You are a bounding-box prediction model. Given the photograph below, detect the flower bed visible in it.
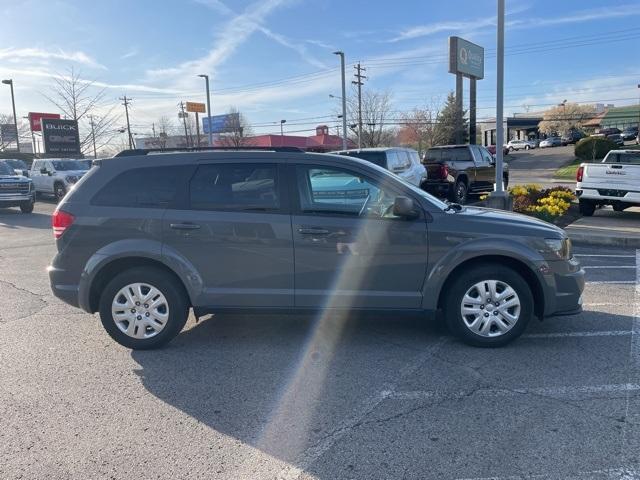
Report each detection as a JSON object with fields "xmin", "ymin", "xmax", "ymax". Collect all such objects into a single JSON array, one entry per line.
[{"xmin": 509, "ymin": 184, "xmax": 578, "ymax": 226}]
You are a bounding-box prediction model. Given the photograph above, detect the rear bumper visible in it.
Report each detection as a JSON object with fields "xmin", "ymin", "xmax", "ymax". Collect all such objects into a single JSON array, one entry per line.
[
  {"xmin": 422, "ymin": 181, "xmax": 452, "ymax": 196},
  {"xmin": 48, "ymin": 264, "xmax": 80, "ymax": 308},
  {"xmin": 576, "ymin": 187, "xmax": 640, "ymax": 204}
]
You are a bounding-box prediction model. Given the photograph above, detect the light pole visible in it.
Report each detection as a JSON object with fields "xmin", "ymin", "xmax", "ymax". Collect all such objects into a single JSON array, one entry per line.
[
  {"xmin": 280, "ymin": 119, "xmax": 286, "ymax": 145},
  {"xmin": 2, "ymin": 79, "xmax": 20, "ymax": 152},
  {"xmin": 198, "ymin": 74, "xmax": 213, "ymax": 146},
  {"xmin": 333, "ymin": 51, "xmax": 348, "ymax": 150},
  {"xmin": 558, "ymin": 99, "xmax": 567, "ymax": 131}
]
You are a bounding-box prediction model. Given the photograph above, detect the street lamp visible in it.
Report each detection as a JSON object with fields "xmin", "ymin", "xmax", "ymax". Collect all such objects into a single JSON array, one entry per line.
[
  {"xmin": 2, "ymin": 79, "xmax": 20, "ymax": 152},
  {"xmin": 280, "ymin": 120, "xmax": 286, "ymax": 144},
  {"xmin": 329, "ymin": 94, "xmax": 342, "ymax": 100},
  {"xmin": 333, "ymin": 51, "xmax": 348, "ymax": 150},
  {"xmin": 198, "ymin": 74, "xmax": 213, "ymax": 146}
]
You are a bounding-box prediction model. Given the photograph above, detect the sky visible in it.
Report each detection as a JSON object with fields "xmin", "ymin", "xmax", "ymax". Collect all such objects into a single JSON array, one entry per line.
[{"xmin": 0, "ymin": 0, "xmax": 639, "ymax": 141}]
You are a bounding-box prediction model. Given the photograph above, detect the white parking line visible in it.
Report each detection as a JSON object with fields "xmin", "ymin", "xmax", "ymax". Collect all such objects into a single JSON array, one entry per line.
[
  {"xmin": 386, "ymin": 383, "xmax": 640, "ymax": 402},
  {"xmin": 524, "ymin": 331, "xmax": 630, "ymax": 339},
  {"xmin": 583, "ymin": 266, "xmax": 635, "ymax": 269},
  {"xmin": 587, "ymin": 281, "xmax": 635, "ymax": 285},
  {"xmin": 575, "ymin": 254, "xmax": 636, "ymax": 258}
]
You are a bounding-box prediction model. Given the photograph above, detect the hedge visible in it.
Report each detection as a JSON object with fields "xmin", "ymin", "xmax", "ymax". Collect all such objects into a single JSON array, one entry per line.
[{"xmin": 574, "ymin": 136, "xmax": 617, "ymax": 161}]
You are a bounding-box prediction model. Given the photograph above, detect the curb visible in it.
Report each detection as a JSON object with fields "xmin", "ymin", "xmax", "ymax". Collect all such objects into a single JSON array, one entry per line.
[{"xmin": 566, "ymin": 229, "xmax": 640, "ymax": 248}]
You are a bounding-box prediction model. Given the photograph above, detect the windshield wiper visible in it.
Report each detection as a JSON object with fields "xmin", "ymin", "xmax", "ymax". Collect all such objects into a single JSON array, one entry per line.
[{"xmin": 444, "ymin": 202, "xmax": 463, "ymax": 213}]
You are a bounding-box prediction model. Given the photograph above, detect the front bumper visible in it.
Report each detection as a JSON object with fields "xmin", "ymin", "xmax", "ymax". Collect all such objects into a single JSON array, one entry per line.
[
  {"xmin": 0, "ymin": 192, "xmax": 35, "ymax": 206},
  {"xmin": 543, "ymin": 256, "xmax": 585, "ymax": 317}
]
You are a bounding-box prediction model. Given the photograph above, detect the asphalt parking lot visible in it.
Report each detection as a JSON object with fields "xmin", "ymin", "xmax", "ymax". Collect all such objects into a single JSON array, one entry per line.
[{"xmin": 1, "ymin": 202, "xmax": 639, "ymax": 480}]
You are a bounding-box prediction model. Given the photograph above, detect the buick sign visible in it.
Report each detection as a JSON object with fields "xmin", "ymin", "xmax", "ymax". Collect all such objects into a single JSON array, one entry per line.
[{"xmin": 42, "ymin": 118, "xmax": 81, "ymax": 155}]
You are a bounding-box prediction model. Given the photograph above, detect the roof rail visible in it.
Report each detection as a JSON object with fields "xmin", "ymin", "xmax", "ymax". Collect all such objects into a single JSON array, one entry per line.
[{"xmin": 113, "ymin": 146, "xmax": 304, "ymax": 157}]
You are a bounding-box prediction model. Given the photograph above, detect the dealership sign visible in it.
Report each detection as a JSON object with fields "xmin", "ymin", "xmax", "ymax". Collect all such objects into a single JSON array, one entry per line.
[
  {"xmin": 449, "ymin": 36, "xmax": 484, "ymax": 79},
  {"xmin": 28, "ymin": 112, "xmax": 61, "ymax": 132},
  {"xmin": 202, "ymin": 113, "xmax": 239, "ymax": 134},
  {"xmin": 186, "ymin": 102, "xmax": 206, "ymax": 113},
  {"xmin": 0, "ymin": 123, "xmax": 17, "ymax": 142},
  {"xmin": 42, "ymin": 118, "xmax": 80, "ymax": 155}
]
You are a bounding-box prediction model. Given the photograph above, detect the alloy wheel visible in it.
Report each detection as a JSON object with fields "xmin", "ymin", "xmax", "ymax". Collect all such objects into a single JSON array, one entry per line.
[
  {"xmin": 111, "ymin": 283, "xmax": 169, "ymax": 339},
  {"xmin": 460, "ymin": 279, "xmax": 521, "ymax": 337}
]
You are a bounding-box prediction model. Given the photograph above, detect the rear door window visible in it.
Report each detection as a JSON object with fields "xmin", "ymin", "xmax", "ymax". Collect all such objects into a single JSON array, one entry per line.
[
  {"xmin": 92, "ymin": 166, "xmax": 185, "ymax": 208},
  {"xmin": 425, "ymin": 149, "xmax": 441, "ymax": 162},
  {"xmin": 189, "ymin": 163, "xmax": 280, "ymax": 211}
]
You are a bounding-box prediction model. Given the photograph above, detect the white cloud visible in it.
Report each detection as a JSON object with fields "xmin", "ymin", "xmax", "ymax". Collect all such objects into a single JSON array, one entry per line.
[
  {"xmin": 120, "ymin": 48, "xmax": 139, "ymax": 60},
  {"xmin": 0, "ymin": 47, "xmax": 105, "ymax": 69}
]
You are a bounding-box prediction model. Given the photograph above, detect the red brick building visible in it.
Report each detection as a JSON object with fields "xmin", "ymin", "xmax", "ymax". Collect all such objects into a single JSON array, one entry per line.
[{"xmin": 218, "ymin": 125, "xmax": 355, "ymax": 152}]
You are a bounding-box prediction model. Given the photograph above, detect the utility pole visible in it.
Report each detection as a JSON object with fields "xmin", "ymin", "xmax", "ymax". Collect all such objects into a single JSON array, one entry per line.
[
  {"xmin": 334, "ymin": 51, "xmax": 348, "ymax": 150},
  {"xmin": 352, "ymin": 63, "xmax": 366, "ymax": 149},
  {"xmin": 120, "ymin": 96, "xmax": 133, "ymax": 149},
  {"xmin": 152, "ymin": 122, "xmax": 156, "ymax": 138},
  {"xmin": 89, "ymin": 115, "xmax": 97, "ymax": 158},
  {"xmin": 2, "ymin": 79, "xmax": 20, "ymax": 152},
  {"xmin": 179, "ymin": 102, "xmax": 189, "ymax": 147}
]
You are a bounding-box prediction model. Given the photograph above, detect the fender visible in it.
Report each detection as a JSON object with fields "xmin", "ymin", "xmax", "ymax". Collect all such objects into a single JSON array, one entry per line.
[
  {"xmin": 422, "ymin": 236, "xmax": 552, "ymax": 312},
  {"xmin": 78, "ymin": 239, "xmax": 204, "ymax": 312}
]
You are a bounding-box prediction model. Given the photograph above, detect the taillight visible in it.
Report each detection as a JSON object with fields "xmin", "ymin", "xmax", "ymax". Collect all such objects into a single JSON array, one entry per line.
[
  {"xmin": 52, "ymin": 209, "xmax": 75, "ymax": 239},
  {"xmin": 576, "ymin": 166, "xmax": 584, "ymax": 182},
  {"xmin": 439, "ymin": 164, "xmax": 449, "ymax": 180}
]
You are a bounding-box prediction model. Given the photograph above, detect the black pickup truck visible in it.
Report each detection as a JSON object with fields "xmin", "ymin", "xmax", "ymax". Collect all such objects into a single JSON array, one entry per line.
[{"xmin": 421, "ymin": 144, "xmax": 509, "ymax": 204}]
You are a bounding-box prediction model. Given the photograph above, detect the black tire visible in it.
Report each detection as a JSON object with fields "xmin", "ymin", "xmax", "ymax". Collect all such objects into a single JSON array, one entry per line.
[
  {"xmin": 508, "ymin": 146, "xmax": 514, "ymax": 152},
  {"xmin": 54, "ymin": 182, "xmax": 67, "ymax": 202},
  {"xmin": 579, "ymin": 199, "xmax": 595, "ymax": 216},
  {"xmin": 503, "ymin": 175, "xmax": 509, "ymax": 190},
  {"xmin": 613, "ymin": 203, "xmax": 627, "ymax": 212},
  {"xmin": 443, "ymin": 265, "xmax": 533, "ymax": 347},
  {"xmin": 98, "ymin": 267, "xmax": 189, "ymax": 350},
  {"xmin": 449, "ymin": 179, "xmax": 468, "ymax": 204},
  {"xmin": 20, "ymin": 199, "xmax": 34, "ymax": 213}
]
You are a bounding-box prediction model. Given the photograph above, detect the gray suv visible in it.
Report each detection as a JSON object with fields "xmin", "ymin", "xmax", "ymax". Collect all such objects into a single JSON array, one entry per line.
[{"xmin": 49, "ymin": 148, "xmax": 584, "ymax": 350}]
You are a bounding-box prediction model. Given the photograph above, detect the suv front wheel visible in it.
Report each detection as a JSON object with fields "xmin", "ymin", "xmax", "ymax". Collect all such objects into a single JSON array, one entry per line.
[
  {"xmin": 443, "ymin": 265, "xmax": 533, "ymax": 347},
  {"xmin": 98, "ymin": 267, "xmax": 189, "ymax": 350}
]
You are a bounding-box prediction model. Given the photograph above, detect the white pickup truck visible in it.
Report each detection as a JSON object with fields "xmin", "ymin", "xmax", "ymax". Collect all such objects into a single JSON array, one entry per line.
[{"xmin": 576, "ymin": 149, "xmax": 640, "ymax": 216}]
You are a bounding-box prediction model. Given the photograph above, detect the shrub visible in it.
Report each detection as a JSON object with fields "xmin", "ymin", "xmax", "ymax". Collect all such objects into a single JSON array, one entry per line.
[{"xmin": 575, "ymin": 136, "xmax": 617, "ymax": 161}]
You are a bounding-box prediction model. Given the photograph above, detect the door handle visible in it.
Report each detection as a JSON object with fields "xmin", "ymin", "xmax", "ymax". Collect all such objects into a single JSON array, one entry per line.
[
  {"xmin": 298, "ymin": 227, "xmax": 330, "ymax": 235},
  {"xmin": 170, "ymin": 223, "xmax": 201, "ymax": 230}
]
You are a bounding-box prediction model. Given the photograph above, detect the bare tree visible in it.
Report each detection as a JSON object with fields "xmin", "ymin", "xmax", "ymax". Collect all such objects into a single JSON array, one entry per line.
[
  {"xmin": 217, "ymin": 107, "xmax": 254, "ymax": 147},
  {"xmin": 347, "ymin": 89, "xmax": 395, "ymax": 148},
  {"xmin": 43, "ymin": 67, "xmax": 121, "ymax": 155},
  {"xmin": 539, "ymin": 103, "xmax": 595, "ymax": 136},
  {"xmin": 154, "ymin": 116, "xmax": 175, "ymax": 149},
  {"xmin": 397, "ymin": 100, "xmax": 441, "ymax": 156},
  {"xmin": 0, "ymin": 114, "xmax": 31, "ymax": 151}
]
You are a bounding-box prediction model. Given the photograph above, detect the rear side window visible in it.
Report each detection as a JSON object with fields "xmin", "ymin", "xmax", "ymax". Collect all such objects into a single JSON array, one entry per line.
[
  {"xmin": 189, "ymin": 163, "xmax": 279, "ymax": 211},
  {"xmin": 425, "ymin": 149, "xmax": 441, "ymax": 162},
  {"xmin": 92, "ymin": 166, "xmax": 183, "ymax": 208},
  {"xmin": 340, "ymin": 151, "xmax": 387, "ymax": 169}
]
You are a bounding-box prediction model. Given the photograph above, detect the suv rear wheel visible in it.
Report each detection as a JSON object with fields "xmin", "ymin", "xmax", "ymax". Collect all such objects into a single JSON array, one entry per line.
[
  {"xmin": 443, "ymin": 265, "xmax": 533, "ymax": 347},
  {"xmin": 98, "ymin": 267, "xmax": 189, "ymax": 350}
]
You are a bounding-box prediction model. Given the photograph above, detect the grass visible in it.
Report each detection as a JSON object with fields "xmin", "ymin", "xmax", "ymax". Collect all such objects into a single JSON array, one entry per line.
[{"xmin": 554, "ymin": 143, "xmax": 640, "ymax": 179}]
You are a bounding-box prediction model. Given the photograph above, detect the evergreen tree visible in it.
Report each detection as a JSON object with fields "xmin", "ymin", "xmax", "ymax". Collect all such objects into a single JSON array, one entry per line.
[{"xmin": 435, "ymin": 92, "xmax": 468, "ymax": 145}]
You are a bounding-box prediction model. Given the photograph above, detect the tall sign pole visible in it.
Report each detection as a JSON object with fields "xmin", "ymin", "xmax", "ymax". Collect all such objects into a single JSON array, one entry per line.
[
  {"xmin": 495, "ymin": 0, "xmax": 505, "ymax": 195},
  {"xmin": 334, "ymin": 51, "xmax": 348, "ymax": 150},
  {"xmin": 198, "ymin": 75, "xmax": 213, "ymax": 147},
  {"xmin": 455, "ymin": 73, "xmax": 463, "ymax": 144},
  {"xmin": 469, "ymin": 78, "xmax": 477, "ymax": 144}
]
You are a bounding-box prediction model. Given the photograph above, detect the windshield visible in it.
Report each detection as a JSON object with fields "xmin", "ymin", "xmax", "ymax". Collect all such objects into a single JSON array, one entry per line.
[
  {"xmin": 51, "ymin": 160, "xmax": 90, "ymax": 171},
  {"xmin": 603, "ymin": 152, "xmax": 640, "ymax": 165},
  {"xmin": 4, "ymin": 159, "xmax": 27, "ymax": 170},
  {"xmin": 0, "ymin": 161, "xmax": 16, "ymax": 176}
]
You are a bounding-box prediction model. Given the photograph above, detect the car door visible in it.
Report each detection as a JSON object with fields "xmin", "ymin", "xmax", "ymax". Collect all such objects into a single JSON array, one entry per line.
[
  {"xmin": 290, "ymin": 162, "xmax": 428, "ymax": 309},
  {"xmin": 472, "ymin": 145, "xmax": 495, "ymax": 191},
  {"xmin": 43, "ymin": 161, "xmax": 55, "ymax": 193},
  {"xmin": 162, "ymin": 160, "xmax": 294, "ymax": 308}
]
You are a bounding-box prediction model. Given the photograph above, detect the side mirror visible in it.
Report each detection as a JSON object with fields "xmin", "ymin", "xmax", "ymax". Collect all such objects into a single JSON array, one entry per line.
[
  {"xmin": 40, "ymin": 168, "xmax": 48, "ymax": 174},
  {"xmin": 393, "ymin": 196, "xmax": 419, "ymax": 219},
  {"xmin": 21, "ymin": 169, "xmax": 29, "ymax": 177}
]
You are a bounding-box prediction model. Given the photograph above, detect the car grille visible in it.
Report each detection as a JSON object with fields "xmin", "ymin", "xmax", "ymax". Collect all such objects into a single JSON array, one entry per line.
[
  {"xmin": 0, "ymin": 183, "xmax": 30, "ymax": 194},
  {"xmin": 597, "ymin": 189, "xmax": 627, "ymax": 197}
]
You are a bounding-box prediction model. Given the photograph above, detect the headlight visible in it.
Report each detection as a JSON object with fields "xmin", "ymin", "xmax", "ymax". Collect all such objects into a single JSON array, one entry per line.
[
  {"xmin": 544, "ymin": 237, "xmax": 571, "ymax": 260},
  {"xmin": 66, "ymin": 175, "xmax": 78, "ymax": 184}
]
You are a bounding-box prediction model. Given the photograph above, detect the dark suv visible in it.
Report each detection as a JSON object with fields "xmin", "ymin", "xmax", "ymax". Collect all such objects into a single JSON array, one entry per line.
[
  {"xmin": 49, "ymin": 148, "xmax": 583, "ymax": 350},
  {"xmin": 422, "ymin": 144, "xmax": 509, "ymax": 204}
]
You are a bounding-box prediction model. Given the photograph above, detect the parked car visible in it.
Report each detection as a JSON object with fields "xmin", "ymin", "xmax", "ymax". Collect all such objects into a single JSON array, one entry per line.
[
  {"xmin": 606, "ymin": 133, "xmax": 625, "ymax": 147},
  {"xmin": 422, "ymin": 144, "xmax": 509, "ymax": 204},
  {"xmin": 49, "ymin": 147, "xmax": 584, "ymax": 350},
  {"xmin": 486, "ymin": 145, "xmax": 509, "ymax": 157},
  {"xmin": 561, "ymin": 131, "xmax": 584, "ymax": 145},
  {"xmin": 30, "ymin": 158, "xmax": 91, "ymax": 201},
  {"xmin": 3, "ymin": 158, "xmax": 29, "ymax": 176},
  {"xmin": 576, "ymin": 149, "xmax": 640, "ymax": 216},
  {"xmin": 506, "ymin": 139, "xmax": 536, "ymax": 151},
  {"xmin": 621, "ymin": 126, "xmax": 638, "ymax": 141},
  {"xmin": 539, "ymin": 137, "xmax": 561, "ymax": 148},
  {"xmin": 334, "ymin": 147, "xmax": 427, "ymax": 188},
  {"xmin": 0, "ymin": 160, "xmax": 35, "ymax": 213}
]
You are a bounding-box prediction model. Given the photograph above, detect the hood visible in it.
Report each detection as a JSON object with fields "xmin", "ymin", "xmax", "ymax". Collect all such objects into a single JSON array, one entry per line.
[{"xmin": 455, "ymin": 205, "xmax": 564, "ymax": 238}]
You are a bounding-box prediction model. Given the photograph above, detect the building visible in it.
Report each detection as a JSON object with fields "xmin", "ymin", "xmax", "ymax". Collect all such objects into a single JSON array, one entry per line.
[
  {"xmin": 480, "ymin": 115, "xmax": 544, "ymax": 146},
  {"xmin": 226, "ymin": 125, "xmax": 354, "ymax": 152}
]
